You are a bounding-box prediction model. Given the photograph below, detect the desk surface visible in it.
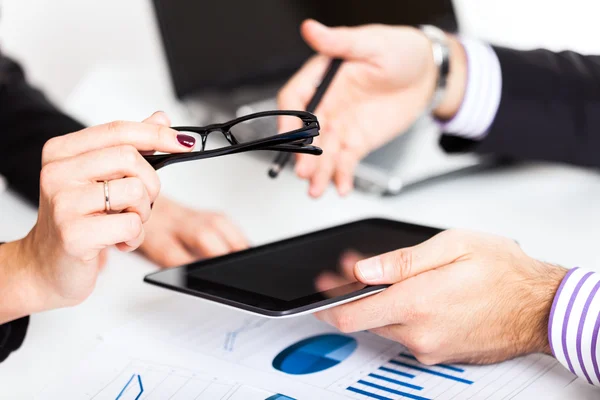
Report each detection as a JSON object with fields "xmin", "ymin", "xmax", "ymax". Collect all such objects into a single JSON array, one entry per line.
[{"xmin": 1, "ymin": 64, "xmax": 599, "ymax": 398}]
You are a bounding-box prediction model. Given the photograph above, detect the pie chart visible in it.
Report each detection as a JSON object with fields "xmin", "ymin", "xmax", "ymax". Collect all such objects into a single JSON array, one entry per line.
[{"xmin": 272, "ymin": 334, "xmax": 358, "ymax": 375}]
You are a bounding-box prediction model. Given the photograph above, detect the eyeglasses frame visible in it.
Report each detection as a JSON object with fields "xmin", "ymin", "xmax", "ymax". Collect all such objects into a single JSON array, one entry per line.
[{"xmin": 144, "ymin": 110, "xmax": 321, "ymax": 170}]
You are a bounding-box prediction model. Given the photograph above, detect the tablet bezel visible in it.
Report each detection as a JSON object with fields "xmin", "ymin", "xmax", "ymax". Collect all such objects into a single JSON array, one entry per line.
[{"xmin": 144, "ymin": 218, "xmax": 442, "ymax": 317}]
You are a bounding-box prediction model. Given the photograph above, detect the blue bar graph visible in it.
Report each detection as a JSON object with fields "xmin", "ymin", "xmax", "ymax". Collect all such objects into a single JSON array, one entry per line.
[
  {"xmin": 347, "ymin": 387, "xmax": 393, "ymax": 400},
  {"xmin": 378, "ymin": 366, "xmax": 415, "ymax": 379},
  {"xmin": 368, "ymin": 373, "xmax": 423, "ymax": 390},
  {"xmin": 357, "ymin": 381, "xmax": 432, "ymax": 400},
  {"xmin": 389, "ymin": 360, "xmax": 473, "ymax": 384},
  {"xmin": 346, "ymin": 353, "xmax": 474, "ymax": 399},
  {"xmin": 399, "ymin": 353, "xmax": 465, "ymax": 373}
]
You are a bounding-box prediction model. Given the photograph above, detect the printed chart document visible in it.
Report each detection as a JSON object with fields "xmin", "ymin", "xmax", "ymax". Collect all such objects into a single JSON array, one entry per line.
[
  {"xmin": 41, "ymin": 346, "xmax": 294, "ymax": 400},
  {"xmin": 40, "ymin": 296, "xmax": 594, "ymax": 400}
]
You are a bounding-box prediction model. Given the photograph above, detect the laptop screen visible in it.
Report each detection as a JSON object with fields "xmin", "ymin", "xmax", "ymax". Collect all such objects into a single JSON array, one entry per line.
[{"xmin": 152, "ymin": 0, "xmax": 458, "ymax": 99}]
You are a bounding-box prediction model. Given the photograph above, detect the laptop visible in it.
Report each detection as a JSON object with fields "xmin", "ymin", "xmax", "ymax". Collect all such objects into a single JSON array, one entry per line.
[{"xmin": 151, "ymin": 0, "xmax": 484, "ymax": 195}]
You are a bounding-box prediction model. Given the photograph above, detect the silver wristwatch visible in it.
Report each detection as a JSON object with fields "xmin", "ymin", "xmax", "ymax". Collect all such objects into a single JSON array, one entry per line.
[{"xmin": 419, "ymin": 25, "xmax": 451, "ymax": 112}]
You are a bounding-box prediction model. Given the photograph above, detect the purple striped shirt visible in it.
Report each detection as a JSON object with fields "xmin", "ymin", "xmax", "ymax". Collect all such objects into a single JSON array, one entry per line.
[
  {"xmin": 549, "ymin": 268, "xmax": 600, "ymax": 386},
  {"xmin": 440, "ymin": 39, "xmax": 600, "ymax": 387}
]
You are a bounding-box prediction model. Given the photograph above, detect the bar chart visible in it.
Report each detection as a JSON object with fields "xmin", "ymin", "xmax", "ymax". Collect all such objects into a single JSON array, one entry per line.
[
  {"xmin": 343, "ymin": 353, "xmax": 473, "ymax": 400},
  {"xmin": 331, "ymin": 350, "xmax": 561, "ymax": 400}
]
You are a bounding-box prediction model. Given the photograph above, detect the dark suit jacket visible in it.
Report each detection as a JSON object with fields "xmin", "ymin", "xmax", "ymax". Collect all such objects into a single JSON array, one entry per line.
[
  {"xmin": 0, "ymin": 54, "xmax": 84, "ymax": 204},
  {"xmin": 0, "ymin": 53, "xmax": 84, "ymax": 363},
  {"xmin": 441, "ymin": 46, "xmax": 600, "ymax": 168}
]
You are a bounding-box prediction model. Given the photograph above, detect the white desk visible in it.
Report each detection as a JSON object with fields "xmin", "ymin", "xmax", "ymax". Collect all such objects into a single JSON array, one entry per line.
[{"xmin": 1, "ymin": 64, "xmax": 600, "ymax": 398}]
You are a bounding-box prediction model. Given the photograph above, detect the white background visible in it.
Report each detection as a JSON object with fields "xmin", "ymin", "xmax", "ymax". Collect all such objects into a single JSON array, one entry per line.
[{"xmin": 1, "ymin": 0, "xmax": 600, "ymax": 107}]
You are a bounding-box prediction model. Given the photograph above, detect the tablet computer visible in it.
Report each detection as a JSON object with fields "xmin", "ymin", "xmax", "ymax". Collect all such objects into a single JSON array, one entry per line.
[{"xmin": 144, "ymin": 218, "xmax": 442, "ymax": 318}]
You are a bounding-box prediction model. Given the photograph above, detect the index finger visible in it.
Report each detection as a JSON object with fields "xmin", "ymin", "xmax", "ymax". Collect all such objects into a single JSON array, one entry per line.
[
  {"xmin": 42, "ymin": 118, "xmax": 195, "ymax": 165},
  {"xmin": 278, "ymin": 55, "xmax": 330, "ymax": 182},
  {"xmin": 315, "ymin": 283, "xmax": 406, "ymax": 333},
  {"xmin": 277, "ymin": 55, "xmax": 330, "ymax": 130}
]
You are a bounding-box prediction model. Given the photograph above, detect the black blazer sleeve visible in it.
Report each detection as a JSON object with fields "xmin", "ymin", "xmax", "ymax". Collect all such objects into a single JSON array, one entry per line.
[
  {"xmin": 0, "ymin": 52, "xmax": 85, "ymax": 205},
  {"xmin": 0, "ymin": 316, "xmax": 29, "ymax": 363},
  {"xmin": 440, "ymin": 46, "xmax": 600, "ymax": 168},
  {"xmin": 0, "ymin": 54, "xmax": 85, "ymax": 363}
]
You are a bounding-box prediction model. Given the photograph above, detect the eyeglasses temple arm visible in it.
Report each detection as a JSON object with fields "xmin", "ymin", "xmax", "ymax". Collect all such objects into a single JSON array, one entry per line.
[{"xmin": 144, "ymin": 144, "xmax": 321, "ymax": 170}]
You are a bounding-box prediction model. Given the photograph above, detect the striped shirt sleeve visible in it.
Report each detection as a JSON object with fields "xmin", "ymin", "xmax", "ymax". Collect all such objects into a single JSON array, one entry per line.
[
  {"xmin": 437, "ymin": 38, "xmax": 502, "ymax": 140},
  {"xmin": 549, "ymin": 267, "xmax": 600, "ymax": 386}
]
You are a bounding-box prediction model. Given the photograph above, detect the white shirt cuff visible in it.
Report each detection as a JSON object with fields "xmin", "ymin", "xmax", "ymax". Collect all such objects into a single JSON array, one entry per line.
[{"xmin": 438, "ymin": 38, "xmax": 502, "ymax": 140}]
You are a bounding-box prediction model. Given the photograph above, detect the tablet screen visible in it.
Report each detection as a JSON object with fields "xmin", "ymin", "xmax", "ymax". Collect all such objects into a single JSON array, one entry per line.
[
  {"xmin": 188, "ymin": 219, "xmax": 436, "ymax": 302},
  {"xmin": 145, "ymin": 219, "xmax": 443, "ymax": 316}
]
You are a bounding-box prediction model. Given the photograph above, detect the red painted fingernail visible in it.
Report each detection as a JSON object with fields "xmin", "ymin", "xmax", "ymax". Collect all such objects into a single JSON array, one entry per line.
[{"xmin": 177, "ymin": 134, "xmax": 196, "ymax": 148}]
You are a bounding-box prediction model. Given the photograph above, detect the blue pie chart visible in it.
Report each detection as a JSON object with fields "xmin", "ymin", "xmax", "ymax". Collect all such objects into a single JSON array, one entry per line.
[{"xmin": 272, "ymin": 334, "xmax": 358, "ymax": 375}]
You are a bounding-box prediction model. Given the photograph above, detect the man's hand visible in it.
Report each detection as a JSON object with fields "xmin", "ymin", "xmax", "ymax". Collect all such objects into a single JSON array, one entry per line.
[
  {"xmin": 278, "ymin": 20, "xmax": 467, "ymax": 197},
  {"xmin": 138, "ymin": 195, "xmax": 248, "ymax": 268},
  {"xmin": 315, "ymin": 230, "xmax": 568, "ymax": 365}
]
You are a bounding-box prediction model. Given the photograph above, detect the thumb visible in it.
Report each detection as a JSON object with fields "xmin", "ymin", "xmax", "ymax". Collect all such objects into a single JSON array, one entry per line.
[
  {"xmin": 354, "ymin": 230, "xmax": 466, "ymax": 284},
  {"xmin": 301, "ymin": 19, "xmax": 376, "ymax": 61},
  {"xmin": 143, "ymin": 111, "xmax": 171, "ymax": 127},
  {"xmin": 140, "ymin": 111, "xmax": 177, "ymax": 156}
]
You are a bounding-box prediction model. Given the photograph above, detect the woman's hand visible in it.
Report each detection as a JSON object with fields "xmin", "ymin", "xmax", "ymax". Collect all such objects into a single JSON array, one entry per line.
[
  {"xmin": 0, "ymin": 112, "xmax": 196, "ymax": 323},
  {"xmin": 133, "ymin": 112, "xmax": 249, "ymax": 268},
  {"xmin": 139, "ymin": 195, "xmax": 248, "ymax": 268},
  {"xmin": 278, "ymin": 20, "xmax": 467, "ymax": 197}
]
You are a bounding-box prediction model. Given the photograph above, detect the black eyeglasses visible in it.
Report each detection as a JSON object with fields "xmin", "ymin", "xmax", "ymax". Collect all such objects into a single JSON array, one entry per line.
[{"xmin": 143, "ymin": 110, "xmax": 322, "ymax": 170}]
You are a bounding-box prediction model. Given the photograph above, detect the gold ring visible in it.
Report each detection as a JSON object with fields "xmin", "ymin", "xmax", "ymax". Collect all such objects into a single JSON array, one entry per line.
[{"xmin": 103, "ymin": 181, "xmax": 111, "ymax": 212}]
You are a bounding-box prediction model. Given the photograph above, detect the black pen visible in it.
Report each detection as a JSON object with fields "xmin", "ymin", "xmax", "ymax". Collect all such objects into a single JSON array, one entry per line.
[{"xmin": 268, "ymin": 58, "xmax": 343, "ymax": 178}]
